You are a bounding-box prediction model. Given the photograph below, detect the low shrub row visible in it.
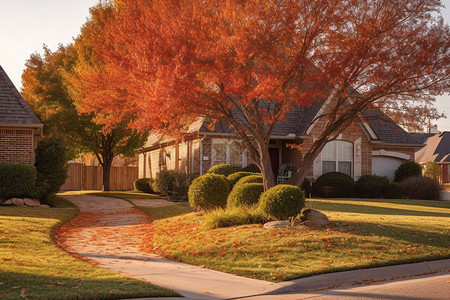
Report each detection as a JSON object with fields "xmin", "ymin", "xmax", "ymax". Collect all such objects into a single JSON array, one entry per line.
[{"xmin": 0, "ymin": 137, "xmax": 69, "ymax": 205}]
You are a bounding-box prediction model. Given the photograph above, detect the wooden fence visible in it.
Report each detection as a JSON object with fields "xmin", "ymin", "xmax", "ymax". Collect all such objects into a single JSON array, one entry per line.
[{"xmin": 60, "ymin": 163, "xmax": 138, "ymax": 191}]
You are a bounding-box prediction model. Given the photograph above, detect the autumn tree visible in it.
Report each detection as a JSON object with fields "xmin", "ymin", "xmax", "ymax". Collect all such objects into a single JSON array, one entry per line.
[
  {"xmin": 22, "ymin": 44, "xmax": 147, "ymax": 191},
  {"xmin": 78, "ymin": 0, "xmax": 449, "ymax": 190}
]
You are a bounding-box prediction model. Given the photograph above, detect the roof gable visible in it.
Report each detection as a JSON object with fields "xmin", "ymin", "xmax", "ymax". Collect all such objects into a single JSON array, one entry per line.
[
  {"xmin": 416, "ymin": 132, "xmax": 450, "ymax": 163},
  {"xmin": 0, "ymin": 65, "xmax": 42, "ymax": 127}
]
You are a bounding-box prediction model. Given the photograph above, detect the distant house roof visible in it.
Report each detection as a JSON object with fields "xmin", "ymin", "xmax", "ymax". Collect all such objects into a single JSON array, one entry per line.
[
  {"xmin": 415, "ymin": 132, "xmax": 450, "ymax": 163},
  {"xmin": 0, "ymin": 65, "xmax": 42, "ymax": 128}
]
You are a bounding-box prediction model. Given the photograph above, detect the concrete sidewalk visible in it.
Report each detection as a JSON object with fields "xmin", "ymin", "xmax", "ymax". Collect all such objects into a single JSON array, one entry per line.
[{"xmin": 60, "ymin": 194, "xmax": 450, "ymax": 299}]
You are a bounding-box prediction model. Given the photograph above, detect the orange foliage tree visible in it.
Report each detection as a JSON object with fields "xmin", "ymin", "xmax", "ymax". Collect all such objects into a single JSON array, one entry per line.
[{"xmin": 78, "ymin": 0, "xmax": 449, "ymax": 189}]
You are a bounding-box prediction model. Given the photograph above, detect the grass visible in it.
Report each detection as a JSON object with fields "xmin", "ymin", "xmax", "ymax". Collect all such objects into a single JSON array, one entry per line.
[
  {"xmin": 0, "ymin": 198, "xmax": 179, "ymax": 299},
  {"xmin": 145, "ymin": 197, "xmax": 450, "ymax": 282}
]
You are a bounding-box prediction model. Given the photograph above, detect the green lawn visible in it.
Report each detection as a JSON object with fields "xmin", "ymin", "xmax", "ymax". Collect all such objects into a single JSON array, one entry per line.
[
  {"xmin": 0, "ymin": 200, "xmax": 179, "ymax": 299},
  {"xmin": 144, "ymin": 198, "xmax": 450, "ymax": 282}
]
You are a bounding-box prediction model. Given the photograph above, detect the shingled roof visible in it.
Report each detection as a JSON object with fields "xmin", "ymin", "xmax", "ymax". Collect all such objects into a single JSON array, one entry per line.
[
  {"xmin": 143, "ymin": 102, "xmax": 419, "ymax": 148},
  {"xmin": 415, "ymin": 132, "xmax": 450, "ymax": 163},
  {"xmin": 362, "ymin": 109, "xmax": 420, "ymax": 145},
  {"xmin": 0, "ymin": 65, "xmax": 42, "ymax": 127}
]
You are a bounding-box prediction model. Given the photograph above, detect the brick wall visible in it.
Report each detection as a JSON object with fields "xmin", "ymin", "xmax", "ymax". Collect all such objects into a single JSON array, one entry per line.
[{"xmin": 0, "ymin": 128, "xmax": 35, "ymax": 164}]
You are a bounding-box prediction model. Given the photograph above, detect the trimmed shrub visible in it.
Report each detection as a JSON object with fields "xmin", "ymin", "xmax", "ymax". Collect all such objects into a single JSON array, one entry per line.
[
  {"xmin": 394, "ymin": 161, "xmax": 422, "ymax": 182},
  {"xmin": 155, "ymin": 170, "xmax": 193, "ymax": 200},
  {"xmin": 188, "ymin": 174, "xmax": 230, "ymax": 210},
  {"xmin": 400, "ymin": 176, "xmax": 441, "ymax": 200},
  {"xmin": 203, "ymin": 206, "xmax": 267, "ymax": 229},
  {"xmin": 301, "ymin": 178, "xmax": 312, "ymax": 197},
  {"xmin": 227, "ymin": 171, "xmax": 257, "ymax": 187},
  {"xmin": 208, "ymin": 164, "xmax": 234, "ymax": 177},
  {"xmin": 313, "ymin": 172, "xmax": 355, "ymax": 198},
  {"xmin": 227, "ymin": 183, "xmax": 264, "ymax": 208},
  {"xmin": 134, "ymin": 178, "xmax": 153, "ymax": 193},
  {"xmin": 0, "ymin": 163, "xmax": 36, "ymax": 200},
  {"xmin": 356, "ymin": 175, "xmax": 389, "ymax": 198},
  {"xmin": 382, "ymin": 182, "xmax": 403, "ymax": 199},
  {"xmin": 235, "ymin": 174, "xmax": 263, "ymax": 187},
  {"xmin": 259, "ymin": 184, "xmax": 305, "ymax": 220},
  {"xmin": 34, "ymin": 137, "xmax": 68, "ymax": 203},
  {"xmin": 241, "ymin": 163, "xmax": 261, "ymax": 173}
]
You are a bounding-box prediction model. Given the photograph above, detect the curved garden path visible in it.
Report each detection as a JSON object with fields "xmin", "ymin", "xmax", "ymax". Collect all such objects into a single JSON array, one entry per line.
[{"xmin": 55, "ymin": 194, "xmax": 276, "ymax": 299}]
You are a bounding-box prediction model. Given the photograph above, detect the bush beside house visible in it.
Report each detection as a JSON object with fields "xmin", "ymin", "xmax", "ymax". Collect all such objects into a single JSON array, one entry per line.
[{"xmin": 0, "ymin": 163, "xmax": 36, "ymax": 200}]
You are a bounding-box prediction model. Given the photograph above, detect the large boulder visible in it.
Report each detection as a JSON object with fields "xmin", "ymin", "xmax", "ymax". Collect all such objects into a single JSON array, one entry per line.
[
  {"xmin": 11, "ymin": 198, "xmax": 24, "ymax": 206},
  {"xmin": 24, "ymin": 198, "xmax": 40, "ymax": 207},
  {"xmin": 300, "ymin": 209, "xmax": 330, "ymax": 227}
]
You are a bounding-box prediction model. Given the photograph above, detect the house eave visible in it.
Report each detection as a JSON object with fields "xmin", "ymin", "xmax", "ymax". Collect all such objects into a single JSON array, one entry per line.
[{"xmin": 370, "ymin": 141, "xmax": 423, "ymax": 147}]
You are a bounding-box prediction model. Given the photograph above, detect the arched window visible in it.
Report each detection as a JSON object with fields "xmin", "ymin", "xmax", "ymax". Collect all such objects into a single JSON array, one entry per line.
[{"xmin": 321, "ymin": 140, "xmax": 353, "ymax": 177}]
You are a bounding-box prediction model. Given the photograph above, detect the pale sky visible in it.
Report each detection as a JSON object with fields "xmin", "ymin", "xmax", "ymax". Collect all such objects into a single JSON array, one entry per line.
[{"xmin": 1, "ymin": 0, "xmax": 449, "ymax": 131}]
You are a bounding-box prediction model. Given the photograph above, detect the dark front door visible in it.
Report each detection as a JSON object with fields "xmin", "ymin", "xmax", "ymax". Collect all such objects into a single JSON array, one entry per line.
[{"xmin": 269, "ymin": 148, "xmax": 279, "ymax": 177}]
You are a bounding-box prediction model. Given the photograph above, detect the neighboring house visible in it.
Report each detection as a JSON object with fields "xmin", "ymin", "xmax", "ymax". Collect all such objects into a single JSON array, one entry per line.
[
  {"xmin": 413, "ymin": 131, "xmax": 450, "ymax": 183},
  {"xmin": 139, "ymin": 103, "xmax": 420, "ymax": 182},
  {"xmin": 0, "ymin": 65, "xmax": 42, "ymax": 164}
]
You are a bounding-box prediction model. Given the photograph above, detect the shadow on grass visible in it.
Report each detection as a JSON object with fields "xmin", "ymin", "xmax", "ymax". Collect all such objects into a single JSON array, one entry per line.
[
  {"xmin": 0, "ymin": 272, "xmax": 179, "ymax": 300},
  {"xmin": 331, "ymin": 220, "xmax": 450, "ymax": 249},
  {"xmin": 310, "ymin": 200, "xmax": 450, "ymax": 218}
]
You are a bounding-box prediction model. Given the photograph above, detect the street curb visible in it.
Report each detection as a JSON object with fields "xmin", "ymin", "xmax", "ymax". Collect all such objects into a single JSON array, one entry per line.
[{"xmin": 267, "ymin": 259, "xmax": 450, "ymax": 294}]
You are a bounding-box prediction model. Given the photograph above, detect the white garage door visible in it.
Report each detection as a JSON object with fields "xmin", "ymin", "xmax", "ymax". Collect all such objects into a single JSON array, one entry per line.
[{"xmin": 372, "ymin": 156, "xmax": 406, "ymax": 180}]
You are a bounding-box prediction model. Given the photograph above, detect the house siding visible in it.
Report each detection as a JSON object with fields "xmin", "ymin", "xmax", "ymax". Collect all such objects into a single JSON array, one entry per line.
[{"xmin": 0, "ymin": 128, "xmax": 35, "ymax": 164}]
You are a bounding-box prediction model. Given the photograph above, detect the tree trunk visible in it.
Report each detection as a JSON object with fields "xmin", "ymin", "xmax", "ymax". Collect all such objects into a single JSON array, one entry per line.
[
  {"xmin": 102, "ymin": 163, "xmax": 112, "ymax": 191},
  {"xmin": 257, "ymin": 142, "xmax": 276, "ymax": 191}
]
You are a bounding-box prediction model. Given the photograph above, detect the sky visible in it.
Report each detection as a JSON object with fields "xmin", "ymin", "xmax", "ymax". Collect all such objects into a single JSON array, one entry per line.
[{"xmin": 1, "ymin": 0, "xmax": 449, "ymax": 132}]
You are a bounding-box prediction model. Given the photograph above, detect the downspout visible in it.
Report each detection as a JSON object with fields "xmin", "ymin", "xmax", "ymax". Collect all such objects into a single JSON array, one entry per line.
[{"xmin": 199, "ymin": 135, "xmax": 206, "ymax": 175}]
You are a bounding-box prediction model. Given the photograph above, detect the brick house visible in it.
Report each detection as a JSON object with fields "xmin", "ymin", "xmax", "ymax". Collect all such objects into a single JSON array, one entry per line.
[
  {"xmin": 0, "ymin": 65, "xmax": 42, "ymax": 164},
  {"xmin": 139, "ymin": 103, "xmax": 420, "ymax": 182}
]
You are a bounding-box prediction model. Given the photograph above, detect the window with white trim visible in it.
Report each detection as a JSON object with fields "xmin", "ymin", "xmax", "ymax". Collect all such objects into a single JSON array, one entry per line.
[
  {"xmin": 321, "ymin": 140, "xmax": 353, "ymax": 177},
  {"xmin": 212, "ymin": 138, "xmax": 246, "ymax": 168}
]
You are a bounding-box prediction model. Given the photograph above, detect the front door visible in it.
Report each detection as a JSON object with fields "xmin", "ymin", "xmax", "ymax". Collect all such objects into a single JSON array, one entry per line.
[{"xmin": 269, "ymin": 148, "xmax": 279, "ymax": 177}]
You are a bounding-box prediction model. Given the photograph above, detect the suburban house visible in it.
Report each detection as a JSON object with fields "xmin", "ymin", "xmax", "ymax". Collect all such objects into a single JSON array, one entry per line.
[
  {"xmin": 0, "ymin": 65, "xmax": 42, "ymax": 164},
  {"xmin": 139, "ymin": 102, "xmax": 420, "ymax": 182},
  {"xmin": 413, "ymin": 131, "xmax": 450, "ymax": 183}
]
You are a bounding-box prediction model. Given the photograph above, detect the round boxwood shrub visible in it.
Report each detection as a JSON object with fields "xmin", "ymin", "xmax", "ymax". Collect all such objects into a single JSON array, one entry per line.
[
  {"xmin": 188, "ymin": 174, "xmax": 230, "ymax": 210},
  {"xmin": 208, "ymin": 164, "xmax": 235, "ymax": 177},
  {"xmin": 382, "ymin": 182, "xmax": 402, "ymax": 199},
  {"xmin": 235, "ymin": 174, "xmax": 263, "ymax": 187},
  {"xmin": 134, "ymin": 178, "xmax": 153, "ymax": 193},
  {"xmin": 241, "ymin": 163, "xmax": 260, "ymax": 173},
  {"xmin": 227, "ymin": 183, "xmax": 264, "ymax": 208},
  {"xmin": 394, "ymin": 161, "xmax": 422, "ymax": 182},
  {"xmin": 400, "ymin": 176, "xmax": 441, "ymax": 200},
  {"xmin": 0, "ymin": 163, "xmax": 36, "ymax": 200},
  {"xmin": 313, "ymin": 172, "xmax": 354, "ymax": 198},
  {"xmin": 227, "ymin": 171, "xmax": 257, "ymax": 187},
  {"xmin": 356, "ymin": 175, "xmax": 389, "ymax": 198},
  {"xmin": 259, "ymin": 184, "xmax": 305, "ymax": 220}
]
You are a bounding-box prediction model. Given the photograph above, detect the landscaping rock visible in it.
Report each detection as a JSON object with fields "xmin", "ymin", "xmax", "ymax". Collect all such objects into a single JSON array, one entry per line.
[
  {"xmin": 300, "ymin": 209, "xmax": 329, "ymax": 227},
  {"xmin": 24, "ymin": 198, "xmax": 40, "ymax": 207},
  {"xmin": 39, "ymin": 204, "xmax": 50, "ymax": 208},
  {"xmin": 263, "ymin": 220, "xmax": 290, "ymax": 228},
  {"xmin": 3, "ymin": 199, "xmax": 12, "ymax": 205},
  {"xmin": 11, "ymin": 198, "xmax": 24, "ymax": 206}
]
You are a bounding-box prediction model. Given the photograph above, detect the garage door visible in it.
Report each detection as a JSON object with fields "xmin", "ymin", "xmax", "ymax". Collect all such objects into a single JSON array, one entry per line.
[{"xmin": 372, "ymin": 156, "xmax": 406, "ymax": 180}]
